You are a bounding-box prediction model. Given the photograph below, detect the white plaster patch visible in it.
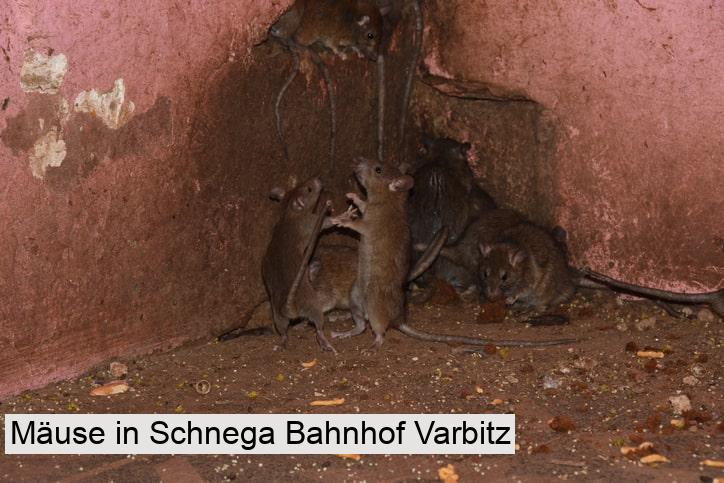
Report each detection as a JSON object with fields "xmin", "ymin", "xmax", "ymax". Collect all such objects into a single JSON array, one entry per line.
[
  {"xmin": 20, "ymin": 50, "xmax": 68, "ymax": 94},
  {"xmin": 29, "ymin": 127, "xmax": 67, "ymax": 179},
  {"xmin": 74, "ymin": 78, "xmax": 135, "ymax": 129}
]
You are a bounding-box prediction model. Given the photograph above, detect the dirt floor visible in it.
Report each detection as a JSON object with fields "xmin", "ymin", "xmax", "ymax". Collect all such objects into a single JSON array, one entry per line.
[{"xmin": 0, "ymin": 287, "xmax": 722, "ymax": 482}]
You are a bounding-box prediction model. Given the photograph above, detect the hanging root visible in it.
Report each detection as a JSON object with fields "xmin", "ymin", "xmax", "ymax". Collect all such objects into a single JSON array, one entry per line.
[
  {"xmin": 377, "ymin": 52, "xmax": 385, "ymax": 161},
  {"xmin": 274, "ymin": 47, "xmax": 300, "ymax": 162},
  {"xmin": 399, "ymin": 0, "xmax": 423, "ymax": 144},
  {"xmin": 309, "ymin": 50, "xmax": 336, "ymax": 174}
]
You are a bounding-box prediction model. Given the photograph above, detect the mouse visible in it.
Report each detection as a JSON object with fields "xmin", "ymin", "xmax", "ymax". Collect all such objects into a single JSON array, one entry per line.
[
  {"xmin": 407, "ymin": 135, "xmax": 497, "ymax": 290},
  {"xmin": 414, "ymin": 208, "xmax": 578, "ymax": 319},
  {"xmin": 478, "ymin": 221, "xmax": 577, "ymax": 313},
  {"xmin": 415, "ymin": 209, "xmax": 525, "ymax": 293},
  {"xmin": 331, "ymin": 157, "xmax": 576, "ymax": 350},
  {"xmin": 579, "ymin": 268, "xmax": 724, "ymax": 318},
  {"xmin": 409, "ymin": 135, "xmax": 496, "ymax": 246},
  {"xmin": 261, "ymin": 176, "xmax": 337, "ymax": 352},
  {"xmin": 218, "ymin": 196, "xmax": 448, "ymax": 345},
  {"xmin": 270, "ymin": 0, "xmax": 387, "ymax": 171}
]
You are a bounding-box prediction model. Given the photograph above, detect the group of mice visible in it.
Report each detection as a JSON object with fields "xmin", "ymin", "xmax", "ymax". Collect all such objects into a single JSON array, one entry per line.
[
  {"xmin": 268, "ymin": 0, "xmax": 421, "ymax": 168},
  {"xmin": 222, "ymin": 134, "xmax": 723, "ymax": 354},
  {"xmin": 220, "ymin": 1, "xmax": 722, "ymax": 353}
]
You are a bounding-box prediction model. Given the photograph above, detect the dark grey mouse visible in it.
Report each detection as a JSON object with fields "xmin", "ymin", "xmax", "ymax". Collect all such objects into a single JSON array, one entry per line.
[
  {"xmin": 270, "ymin": 0, "xmax": 387, "ymax": 171},
  {"xmin": 407, "ymin": 135, "xmax": 496, "ymax": 290},
  {"xmin": 416, "ymin": 209, "xmax": 525, "ymax": 292},
  {"xmin": 408, "ymin": 135, "xmax": 496, "ymax": 246},
  {"xmin": 261, "ymin": 177, "xmax": 336, "ymax": 352},
  {"xmin": 331, "ymin": 157, "xmax": 576, "ymax": 350}
]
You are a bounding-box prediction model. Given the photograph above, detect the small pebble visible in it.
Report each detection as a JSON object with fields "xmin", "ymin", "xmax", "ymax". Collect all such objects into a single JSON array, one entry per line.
[
  {"xmin": 109, "ymin": 362, "xmax": 128, "ymax": 379},
  {"xmin": 669, "ymin": 394, "xmax": 692, "ymax": 415},
  {"xmin": 697, "ymin": 308, "xmax": 716, "ymax": 323},
  {"xmin": 635, "ymin": 316, "xmax": 657, "ymax": 331},
  {"xmin": 543, "ymin": 374, "xmax": 562, "ymax": 389},
  {"xmin": 682, "ymin": 376, "xmax": 699, "ymax": 386}
]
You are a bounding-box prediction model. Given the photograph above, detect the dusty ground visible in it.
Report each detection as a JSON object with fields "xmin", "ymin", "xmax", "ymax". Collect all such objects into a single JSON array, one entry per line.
[{"xmin": 0, "ymin": 287, "xmax": 722, "ymax": 482}]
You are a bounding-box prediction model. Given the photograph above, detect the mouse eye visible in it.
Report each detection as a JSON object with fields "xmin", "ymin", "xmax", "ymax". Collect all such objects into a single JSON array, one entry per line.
[
  {"xmin": 306, "ymin": 186, "xmax": 312, "ymax": 193},
  {"xmin": 374, "ymin": 166, "xmax": 382, "ymax": 174},
  {"xmin": 501, "ymin": 271, "xmax": 508, "ymax": 281},
  {"xmin": 482, "ymin": 269, "xmax": 490, "ymax": 279},
  {"xmin": 367, "ymin": 32, "xmax": 374, "ymax": 40}
]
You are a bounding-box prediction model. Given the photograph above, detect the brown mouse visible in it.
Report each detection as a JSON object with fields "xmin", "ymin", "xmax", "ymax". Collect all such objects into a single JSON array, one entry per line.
[
  {"xmin": 270, "ymin": 0, "xmax": 387, "ymax": 170},
  {"xmin": 478, "ymin": 222, "xmax": 576, "ymax": 313},
  {"xmin": 218, "ymin": 223, "xmax": 446, "ymax": 343},
  {"xmin": 261, "ymin": 177, "xmax": 337, "ymax": 352},
  {"xmin": 331, "ymin": 157, "xmax": 576, "ymax": 350}
]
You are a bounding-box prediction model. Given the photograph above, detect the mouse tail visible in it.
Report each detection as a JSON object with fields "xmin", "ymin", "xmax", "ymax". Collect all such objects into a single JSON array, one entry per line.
[
  {"xmin": 274, "ymin": 46, "xmax": 300, "ymax": 162},
  {"xmin": 407, "ymin": 226, "xmax": 449, "ymax": 282},
  {"xmin": 284, "ymin": 201, "xmax": 331, "ymax": 315},
  {"xmin": 396, "ymin": 322, "xmax": 576, "ymax": 347},
  {"xmin": 218, "ymin": 298, "xmax": 270, "ymax": 342},
  {"xmin": 580, "ymin": 268, "xmax": 722, "ymax": 307}
]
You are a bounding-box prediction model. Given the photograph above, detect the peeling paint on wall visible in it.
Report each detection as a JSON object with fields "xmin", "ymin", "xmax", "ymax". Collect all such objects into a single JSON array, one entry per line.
[
  {"xmin": 29, "ymin": 127, "xmax": 67, "ymax": 178},
  {"xmin": 20, "ymin": 50, "xmax": 68, "ymax": 94},
  {"xmin": 74, "ymin": 79, "xmax": 135, "ymax": 129}
]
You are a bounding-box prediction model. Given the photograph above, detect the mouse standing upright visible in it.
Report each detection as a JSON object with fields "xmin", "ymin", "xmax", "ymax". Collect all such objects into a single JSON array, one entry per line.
[
  {"xmin": 261, "ymin": 177, "xmax": 337, "ymax": 352},
  {"xmin": 332, "ymin": 157, "xmax": 576, "ymax": 350}
]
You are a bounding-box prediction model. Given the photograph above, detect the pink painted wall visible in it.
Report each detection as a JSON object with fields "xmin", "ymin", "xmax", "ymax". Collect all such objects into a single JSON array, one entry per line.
[
  {"xmin": 419, "ymin": 0, "xmax": 723, "ymax": 291},
  {"xmin": 1, "ymin": 0, "xmax": 721, "ymax": 400},
  {"xmin": 0, "ymin": 0, "xmax": 293, "ymax": 400}
]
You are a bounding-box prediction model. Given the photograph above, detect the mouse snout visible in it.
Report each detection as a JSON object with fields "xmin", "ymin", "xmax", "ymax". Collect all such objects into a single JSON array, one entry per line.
[{"xmin": 485, "ymin": 286, "xmax": 502, "ymax": 302}]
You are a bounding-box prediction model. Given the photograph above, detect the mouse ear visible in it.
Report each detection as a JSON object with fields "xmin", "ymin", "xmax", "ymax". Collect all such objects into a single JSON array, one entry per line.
[
  {"xmin": 509, "ymin": 249, "xmax": 527, "ymax": 267},
  {"xmin": 479, "ymin": 243, "xmax": 492, "ymax": 257},
  {"xmin": 357, "ymin": 15, "xmax": 370, "ymax": 26},
  {"xmin": 398, "ymin": 162, "xmax": 412, "ymax": 175},
  {"xmin": 269, "ymin": 187, "xmax": 286, "ymax": 202},
  {"xmin": 379, "ymin": 4, "xmax": 392, "ymax": 15},
  {"xmin": 389, "ymin": 174, "xmax": 414, "ymax": 192}
]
